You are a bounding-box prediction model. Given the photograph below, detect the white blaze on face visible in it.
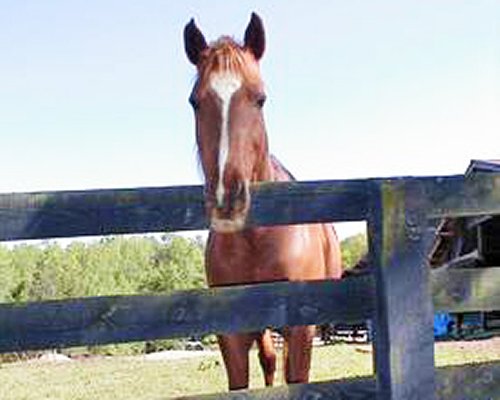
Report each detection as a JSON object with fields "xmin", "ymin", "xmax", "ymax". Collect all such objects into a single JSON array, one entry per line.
[{"xmin": 209, "ymin": 72, "xmax": 242, "ymax": 208}]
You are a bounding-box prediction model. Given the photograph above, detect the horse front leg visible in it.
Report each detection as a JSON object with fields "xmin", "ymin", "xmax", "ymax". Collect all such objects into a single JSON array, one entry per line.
[
  {"xmin": 256, "ymin": 329, "xmax": 277, "ymax": 386},
  {"xmin": 283, "ymin": 325, "xmax": 315, "ymax": 384},
  {"xmin": 217, "ymin": 333, "xmax": 255, "ymax": 390}
]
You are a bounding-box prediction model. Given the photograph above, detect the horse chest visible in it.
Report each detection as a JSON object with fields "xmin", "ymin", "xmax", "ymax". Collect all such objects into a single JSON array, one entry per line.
[{"xmin": 205, "ymin": 226, "xmax": 324, "ymax": 286}]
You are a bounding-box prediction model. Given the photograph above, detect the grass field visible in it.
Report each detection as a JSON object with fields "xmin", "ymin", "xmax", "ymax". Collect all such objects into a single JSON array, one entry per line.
[{"xmin": 1, "ymin": 338, "xmax": 500, "ymax": 400}]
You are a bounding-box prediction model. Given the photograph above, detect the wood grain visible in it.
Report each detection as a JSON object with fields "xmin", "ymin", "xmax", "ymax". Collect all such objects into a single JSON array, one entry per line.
[
  {"xmin": 0, "ymin": 277, "xmax": 374, "ymax": 353},
  {"xmin": 368, "ymin": 179, "xmax": 436, "ymax": 399}
]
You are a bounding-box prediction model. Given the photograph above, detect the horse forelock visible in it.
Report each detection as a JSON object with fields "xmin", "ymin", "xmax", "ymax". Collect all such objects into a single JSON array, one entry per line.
[{"xmin": 197, "ymin": 37, "xmax": 261, "ymax": 85}]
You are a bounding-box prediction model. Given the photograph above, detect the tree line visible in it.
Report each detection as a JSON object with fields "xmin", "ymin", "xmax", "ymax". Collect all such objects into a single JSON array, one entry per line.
[
  {"xmin": 0, "ymin": 235, "xmax": 206, "ymax": 304},
  {"xmin": 0, "ymin": 232, "xmax": 366, "ymax": 305}
]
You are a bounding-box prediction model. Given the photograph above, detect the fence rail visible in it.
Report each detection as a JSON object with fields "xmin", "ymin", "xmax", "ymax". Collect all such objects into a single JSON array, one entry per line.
[
  {"xmin": 2, "ymin": 172, "xmax": 500, "ymax": 399},
  {"xmin": 1, "ymin": 266, "xmax": 500, "ymax": 354},
  {"xmin": 0, "ymin": 277, "xmax": 373, "ymax": 353},
  {"xmin": 2, "ymin": 174, "xmax": 500, "ymax": 242}
]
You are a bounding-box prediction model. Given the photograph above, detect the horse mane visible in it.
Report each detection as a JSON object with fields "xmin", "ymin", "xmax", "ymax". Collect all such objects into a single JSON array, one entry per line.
[
  {"xmin": 270, "ymin": 155, "xmax": 297, "ymax": 181},
  {"xmin": 198, "ymin": 37, "xmax": 261, "ymax": 84}
]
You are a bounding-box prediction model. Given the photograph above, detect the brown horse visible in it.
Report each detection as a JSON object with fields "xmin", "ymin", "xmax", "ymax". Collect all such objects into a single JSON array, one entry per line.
[{"xmin": 184, "ymin": 13, "xmax": 342, "ymax": 390}]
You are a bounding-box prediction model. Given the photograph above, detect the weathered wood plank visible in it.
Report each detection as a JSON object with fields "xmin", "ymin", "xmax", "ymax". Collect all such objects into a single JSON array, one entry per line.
[
  {"xmin": 368, "ymin": 179, "xmax": 436, "ymax": 400},
  {"xmin": 253, "ymin": 173, "xmax": 500, "ymax": 223},
  {"xmin": 0, "ymin": 276, "xmax": 374, "ymax": 353},
  {"xmin": 0, "ymin": 179, "xmax": 371, "ymax": 242},
  {"xmin": 435, "ymin": 361, "xmax": 500, "ymax": 399},
  {"xmin": 432, "ymin": 266, "xmax": 500, "ymax": 313},
  {"xmin": 417, "ymin": 173, "xmax": 500, "ymax": 218},
  {"xmin": 2, "ymin": 265, "xmax": 500, "ymax": 354},
  {"xmin": 438, "ymin": 249, "xmax": 482, "ymax": 270},
  {"xmin": 178, "ymin": 361, "xmax": 500, "ymax": 400},
  {"xmin": 2, "ymin": 173, "xmax": 500, "ymax": 242},
  {"xmin": 0, "ymin": 186, "xmax": 206, "ymax": 241},
  {"xmin": 247, "ymin": 179, "xmax": 371, "ymax": 227}
]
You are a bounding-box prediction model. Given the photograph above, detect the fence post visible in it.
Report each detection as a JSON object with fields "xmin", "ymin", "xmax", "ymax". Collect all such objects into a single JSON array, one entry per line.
[{"xmin": 368, "ymin": 179, "xmax": 436, "ymax": 399}]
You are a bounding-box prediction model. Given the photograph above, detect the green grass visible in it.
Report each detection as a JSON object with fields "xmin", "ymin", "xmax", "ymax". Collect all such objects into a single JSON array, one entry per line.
[{"xmin": 1, "ymin": 340, "xmax": 500, "ymax": 399}]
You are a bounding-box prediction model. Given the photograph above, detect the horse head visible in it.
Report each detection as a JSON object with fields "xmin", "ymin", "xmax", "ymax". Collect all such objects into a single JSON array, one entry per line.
[{"xmin": 184, "ymin": 13, "xmax": 269, "ymax": 233}]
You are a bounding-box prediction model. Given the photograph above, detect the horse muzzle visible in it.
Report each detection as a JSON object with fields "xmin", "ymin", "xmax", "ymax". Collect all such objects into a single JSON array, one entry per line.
[
  {"xmin": 210, "ymin": 213, "xmax": 247, "ymax": 233},
  {"xmin": 208, "ymin": 180, "xmax": 250, "ymax": 233}
]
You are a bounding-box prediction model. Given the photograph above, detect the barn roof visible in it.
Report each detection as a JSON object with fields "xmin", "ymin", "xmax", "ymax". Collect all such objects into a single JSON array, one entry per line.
[{"xmin": 465, "ymin": 159, "xmax": 500, "ymax": 176}]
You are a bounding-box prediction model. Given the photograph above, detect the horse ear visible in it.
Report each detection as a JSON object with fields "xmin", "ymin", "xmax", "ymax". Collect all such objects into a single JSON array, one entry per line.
[
  {"xmin": 244, "ymin": 12, "xmax": 265, "ymax": 60},
  {"xmin": 184, "ymin": 18, "xmax": 207, "ymax": 66}
]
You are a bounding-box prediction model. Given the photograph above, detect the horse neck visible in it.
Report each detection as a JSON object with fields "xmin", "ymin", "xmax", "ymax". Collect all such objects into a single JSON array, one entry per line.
[
  {"xmin": 251, "ymin": 154, "xmax": 289, "ymax": 184},
  {"xmin": 248, "ymin": 125, "xmax": 294, "ymax": 184},
  {"xmin": 268, "ymin": 155, "xmax": 295, "ymax": 183}
]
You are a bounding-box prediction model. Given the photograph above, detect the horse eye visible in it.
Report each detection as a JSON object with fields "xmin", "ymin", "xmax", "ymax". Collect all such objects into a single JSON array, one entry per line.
[
  {"xmin": 256, "ymin": 94, "xmax": 266, "ymax": 108},
  {"xmin": 189, "ymin": 95, "xmax": 200, "ymax": 111}
]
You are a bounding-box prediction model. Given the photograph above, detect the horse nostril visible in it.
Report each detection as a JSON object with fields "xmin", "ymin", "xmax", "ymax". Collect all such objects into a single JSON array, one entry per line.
[
  {"xmin": 233, "ymin": 180, "xmax": 249, "ymax": 202},
  {"xmin": 235, "ymin": 181, "xmax": 244, "ymax": 199},
  {"xmin": 209, "ymin": 180, "xmax": 250, "ymax": 220}
]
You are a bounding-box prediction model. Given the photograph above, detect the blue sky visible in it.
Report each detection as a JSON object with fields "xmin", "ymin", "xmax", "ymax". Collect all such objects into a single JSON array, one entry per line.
[{"xmin": 1, "ymin": 1, "xmax": 499, "ymax": 239}]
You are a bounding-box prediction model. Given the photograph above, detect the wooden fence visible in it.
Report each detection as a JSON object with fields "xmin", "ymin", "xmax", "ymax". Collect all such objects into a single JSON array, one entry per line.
[{"xmin": 1, "ymin": 173, "xmax": 500, "ymax": 399}]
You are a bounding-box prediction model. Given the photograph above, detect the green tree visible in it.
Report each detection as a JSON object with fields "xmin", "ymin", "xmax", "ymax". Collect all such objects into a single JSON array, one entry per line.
[
  {"xmin": 341, "ymin": 233, "xmax": 367, "ymax": 270},
  {"xmin": 1, "ymin": 235, "xmax": 206, "ymax": 302},
  {"xmin": 29, "ymin": 243, "xmax": 65, "ymax": 301},
  {"xmin": 8, "ymin": 244, "xmax": 43, "ymax": 302},
  {"xmin": 139, "ymin": 235, "xmax": 205, "ymax": 294},
  {"xmin": 0, "ymin": 245, "xmax": 14, "ymax": 302}
]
